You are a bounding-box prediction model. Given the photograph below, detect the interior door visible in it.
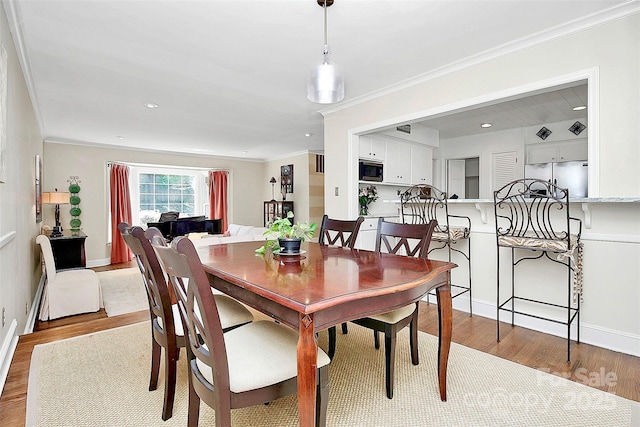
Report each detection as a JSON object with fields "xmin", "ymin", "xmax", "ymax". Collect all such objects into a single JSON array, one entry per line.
[{"xmin": 447, "ymin": 159, "xmax": 465, "ymax": 198}]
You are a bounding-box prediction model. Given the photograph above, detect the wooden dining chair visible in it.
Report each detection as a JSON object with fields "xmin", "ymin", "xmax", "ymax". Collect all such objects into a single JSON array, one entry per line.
[
  {"xmin": 152, "ymin": 236, "xmax": 331, "ymax": 427},
  {"xmin": 317, "ymin": 214, "xmax": 364, "ymax": 359},
  {"xmin": 351, "ymin": 218, "xmax": 437, "ymax": 399},
  {"xmin": 118, "ymin": 223, "xmax": 253, "ymax": 421}
]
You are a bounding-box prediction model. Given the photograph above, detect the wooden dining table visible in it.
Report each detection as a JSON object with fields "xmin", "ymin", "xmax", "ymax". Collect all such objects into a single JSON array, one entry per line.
[{"xmin": 197, "ymin": 240, "xmax": 456, "ymax": 427}]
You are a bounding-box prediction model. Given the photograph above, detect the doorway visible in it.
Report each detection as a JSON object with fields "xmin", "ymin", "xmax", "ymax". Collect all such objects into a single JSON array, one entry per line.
[{"xmin": 447, "ymin": 157, "xmax": 479, "ymax": 199}]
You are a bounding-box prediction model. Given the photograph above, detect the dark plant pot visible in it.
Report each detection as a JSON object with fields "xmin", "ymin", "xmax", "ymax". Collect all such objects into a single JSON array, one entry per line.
[{"xmin": 278, "ymin": 238, "xmax": 302, "ymax": 254}]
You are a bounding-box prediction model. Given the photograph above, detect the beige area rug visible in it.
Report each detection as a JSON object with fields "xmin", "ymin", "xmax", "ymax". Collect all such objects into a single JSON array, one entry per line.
[
  {"xmin": 27, "ymin": 322, "xmax": 637, "ymax": 427},
  {"xmin": 97, "ymin": 268, "xmax": 148, "ymax": 316}
]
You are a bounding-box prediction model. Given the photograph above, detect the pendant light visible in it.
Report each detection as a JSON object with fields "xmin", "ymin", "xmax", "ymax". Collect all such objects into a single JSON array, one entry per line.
[{"xmin": 307, "ymin": 0, "xmax": 344, "ymax": 104}]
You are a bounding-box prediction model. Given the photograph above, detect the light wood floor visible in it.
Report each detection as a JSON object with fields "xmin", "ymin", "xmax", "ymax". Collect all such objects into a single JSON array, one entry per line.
[{"xmin": 1, "ymin": 262, "xmax": 638, "ymax": 426}]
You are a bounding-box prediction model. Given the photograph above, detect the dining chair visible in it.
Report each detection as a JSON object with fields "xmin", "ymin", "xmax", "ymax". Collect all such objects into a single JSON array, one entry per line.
[
  {"xmin": 351, "ymin": 218, "xmax": 437, "ymax": 399},
  {"xmin": 152, "ymin": 236, "xmax": 331, "ymax": 427},
  {"xmin": 35, "ymin": 234, "xmax": 102, "ymax": 320},
  {"xmin": 317, "ymin": 214, "xmax": 364, "ymax": 359},
  {"xmin": 118, "ymin": 223, "xmax": 253, "ymax": 421}
]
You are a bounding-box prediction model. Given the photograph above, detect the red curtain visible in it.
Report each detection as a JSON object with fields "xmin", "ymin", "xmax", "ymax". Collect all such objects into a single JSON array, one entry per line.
[
  {"xmin": 209, "ymin": 170, "xmax": 228, "ymax": 232},
  {"xmin": 110, "ymin": 164, "xmax": 133, "ymax": 263}
]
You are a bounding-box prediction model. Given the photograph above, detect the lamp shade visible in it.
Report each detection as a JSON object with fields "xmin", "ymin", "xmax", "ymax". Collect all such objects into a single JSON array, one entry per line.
[
  {"xmin": 42, "ymin": 191, "xmax": 70, "ymax": 204},
  {"xmin": 307, "ymin": 49, "xmax": 344, "ymax": 104}
]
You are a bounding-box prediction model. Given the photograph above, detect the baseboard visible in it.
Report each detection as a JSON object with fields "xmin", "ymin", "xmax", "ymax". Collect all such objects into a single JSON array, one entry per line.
[
  {"xmin": 87, "ymin": 258, "xmax": 111, "ymax": 268},
  {"xmin": 422, "ymin": 294, "xmax": 640, "ymax": 357},
  {"xmin": 24, "ymin": 272, "xmax": 46, "ymax": 334},
  {"xmin": 0, "ymin": 319, "xmax": 19, "ymax": 398}
]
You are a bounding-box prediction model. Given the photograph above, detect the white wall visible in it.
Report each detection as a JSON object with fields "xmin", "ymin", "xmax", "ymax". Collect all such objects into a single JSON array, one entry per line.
[
  {"xmin": 43, "ymin": 142, "xmax": 266, "ymax": 266},
  {"xmin": 0, "ymin": 2, "xmax": 44, "ymax": 387}
]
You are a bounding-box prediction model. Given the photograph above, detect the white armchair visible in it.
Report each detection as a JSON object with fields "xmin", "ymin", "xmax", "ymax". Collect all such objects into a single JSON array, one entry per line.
[{"xmin": 36, "ymin": 235, "xmax": 102, "ymax": 320}]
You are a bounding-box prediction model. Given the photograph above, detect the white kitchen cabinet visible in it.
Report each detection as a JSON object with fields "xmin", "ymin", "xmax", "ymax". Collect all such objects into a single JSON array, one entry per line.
[
  {"xmin": 385, "ymin": 140, "xmax": 411, "ymax": 184},
  {"xmin": 359, "ymin": 136, "xmax": 386, "ymax": 161},
  {"xmin": 410, "ymin": 145, "xmax": 433, "ymax": 185},
  {"xmin": 527, "ymin": 140, "xmax": 587, "ymax": 164}
]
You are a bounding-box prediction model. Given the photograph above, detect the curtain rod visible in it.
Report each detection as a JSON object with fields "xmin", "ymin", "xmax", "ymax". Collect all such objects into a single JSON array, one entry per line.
[{"xmin": 106, "ymin": 161, "xmax": 229, "ymax": 172}]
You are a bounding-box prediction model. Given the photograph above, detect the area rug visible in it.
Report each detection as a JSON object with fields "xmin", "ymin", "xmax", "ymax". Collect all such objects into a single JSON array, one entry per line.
[
  {"xmin": 27, "ymin": 322, "xmax": 637, "ymax": 427},
  {"xmin": 97, "ymin": 268, "xmax": 148, "ymax": 316}
]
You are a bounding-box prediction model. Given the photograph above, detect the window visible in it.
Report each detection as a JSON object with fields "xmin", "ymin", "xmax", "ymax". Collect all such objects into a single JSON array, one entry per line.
[{"xmin": 129, "ymin": 166, "xmax": 209, "ymax": 227}]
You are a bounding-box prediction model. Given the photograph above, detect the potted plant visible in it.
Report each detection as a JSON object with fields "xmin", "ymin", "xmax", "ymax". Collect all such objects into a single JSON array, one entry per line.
[
  {"xmin": 359, "ymin": 185, "xmax": 379, "ymax": 216},
  {"xmin": 256, "ymin": 211, "xmax": 317, "ymax": 254}
]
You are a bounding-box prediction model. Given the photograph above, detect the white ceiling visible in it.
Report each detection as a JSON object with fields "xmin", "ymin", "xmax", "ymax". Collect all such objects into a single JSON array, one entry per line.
[{"xmin": 6, "ymin": 0, "xmax": 632, "ymax": 160}]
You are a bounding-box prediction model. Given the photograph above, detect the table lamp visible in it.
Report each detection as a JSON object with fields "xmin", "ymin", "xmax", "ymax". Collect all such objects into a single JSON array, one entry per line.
[
  {"xmin": 270, "ymin": 177, "xmax": 277, "ymax": 201},
  {"xmin": 42, "ymin": 189, "xmax": 71, "ymax": 237}
]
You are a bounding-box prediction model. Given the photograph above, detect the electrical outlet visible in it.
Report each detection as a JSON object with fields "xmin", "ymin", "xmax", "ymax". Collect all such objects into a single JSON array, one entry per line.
[
  {"xmin": 26, "ymin": 302, "xmax": 29, "ymax": 315},
  {"xmin": 334, "ymin": 187, "xmax": 339, "ymax": 196},
  {"xmin": 2, "ymin": 307, "xmax": 4, "ymax": 327}
]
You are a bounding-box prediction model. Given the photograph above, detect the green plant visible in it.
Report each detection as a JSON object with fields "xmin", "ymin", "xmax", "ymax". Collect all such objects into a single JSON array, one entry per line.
[{"xmin": 255, "ymin": 211, "xmax": 317, "ymax": 253}]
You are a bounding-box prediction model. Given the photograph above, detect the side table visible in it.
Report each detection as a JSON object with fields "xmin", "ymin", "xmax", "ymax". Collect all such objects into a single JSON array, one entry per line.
[{"xmin": 47, "ymin": 230, "xmax": 87, "ymax": 270}]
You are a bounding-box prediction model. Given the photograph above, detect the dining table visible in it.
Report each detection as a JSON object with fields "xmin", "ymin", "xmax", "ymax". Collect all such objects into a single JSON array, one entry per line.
[{"xmin": 197, "ymin": 240, "xmax": 456, "ymax": 427}]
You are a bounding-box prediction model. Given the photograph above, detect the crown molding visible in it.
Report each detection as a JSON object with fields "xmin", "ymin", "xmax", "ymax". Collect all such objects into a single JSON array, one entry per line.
[
  {"xmin": 320, "ymin": 0, "xmax": 640, "ymax": 116},
  {"xmin": 2, "ymin": 0, "xmax": 46, "ymax": 138},
  {"xmin": 44, "ymin": 137, "xmax": 265, "ymax": 163}
]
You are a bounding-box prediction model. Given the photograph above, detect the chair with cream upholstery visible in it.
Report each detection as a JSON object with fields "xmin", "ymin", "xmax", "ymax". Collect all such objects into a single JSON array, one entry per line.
[
  {"xmin": 152, "ymin": 236, "xmax": 331, "ymax": 427},
  {"xmin": 493, "ymin": 179, "xmax": 583, "ymax": 362},
  {"xmin": 118, "ymin": 223, "xmax": 253, "ymax": 421},
  {"xmin": 401, "ymin": 184, "xmax": 473, "ymax": 314},
  {"xmin": 317, "ymin": 214, "xmax": 364, "ymax": 359},
  {"xmin": 350, "ymin": 218, "xmax": 437, "ymax": 399},
  {"xmin": 36, "ymin": 234, "xmax": 102, "ymax": 320}
]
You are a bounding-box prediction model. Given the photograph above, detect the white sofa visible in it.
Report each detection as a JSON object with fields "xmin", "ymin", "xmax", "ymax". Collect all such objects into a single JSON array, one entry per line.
[{"xmin": 190, "ymin": 223, "xmax": 271, "ymax": 248}]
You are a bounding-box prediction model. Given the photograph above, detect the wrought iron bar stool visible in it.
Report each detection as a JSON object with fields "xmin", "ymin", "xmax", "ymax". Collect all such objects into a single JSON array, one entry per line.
[
  {"xmin": 493, "ymin": 178, "xmax": 583, "ymax": 362},
  {"xmin": 400, "ymin": 184, "xmax": 473, "ymax": 314}
]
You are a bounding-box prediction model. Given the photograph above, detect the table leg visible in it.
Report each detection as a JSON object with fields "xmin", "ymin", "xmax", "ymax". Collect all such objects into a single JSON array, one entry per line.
[
  {"xmin": 436, "ymin": 283, "xmax": 452, "ymax": 401},
  {"xmin": 297, "ymin": 314, "xmax": 318, "ymax": 427}
]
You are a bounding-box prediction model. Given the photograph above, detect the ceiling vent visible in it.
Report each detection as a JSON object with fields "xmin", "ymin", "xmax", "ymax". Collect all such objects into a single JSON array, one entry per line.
[{"xmin": 396, "ymin": 124, "xmax": 411, "ymax": 134}]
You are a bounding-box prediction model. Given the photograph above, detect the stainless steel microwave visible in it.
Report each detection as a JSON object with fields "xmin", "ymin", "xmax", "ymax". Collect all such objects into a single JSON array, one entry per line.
[{"xmin": 359, "ymin": 160, "xmax": 383, "ymax": 182}]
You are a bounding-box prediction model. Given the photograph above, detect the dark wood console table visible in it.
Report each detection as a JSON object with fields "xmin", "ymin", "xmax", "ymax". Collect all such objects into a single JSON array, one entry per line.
[{"xmin": 47, "ymin": 230, "xmax": 87, "ymax": 270}]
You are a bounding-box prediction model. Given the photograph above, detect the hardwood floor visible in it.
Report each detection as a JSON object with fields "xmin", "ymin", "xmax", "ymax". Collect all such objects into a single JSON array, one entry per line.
[{"xmin": 1, "ymin": 262, "xmax": 638, "ymax": 426}]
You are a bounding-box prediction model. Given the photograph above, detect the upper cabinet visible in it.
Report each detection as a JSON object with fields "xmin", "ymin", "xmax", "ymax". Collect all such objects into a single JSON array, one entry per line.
[
  {"xmin": 359, "ymin": 136, "xmax": 386, "ymax": 161},
  {"xmin": 410, "ymin": 145, "xmax": 433, "ymax": 185},
  {"xmin": 526, "ymin": 139, "xmax": 588, "ymax": 164},
  {"xmin": 385, "ymin": 140, "xmax": 412, "ymax": 184}
]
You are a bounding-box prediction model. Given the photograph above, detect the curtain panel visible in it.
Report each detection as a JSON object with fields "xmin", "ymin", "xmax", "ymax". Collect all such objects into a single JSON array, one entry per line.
[
  {"xmin": 110, "ymin": 163, "xmax": 133, "ymax": 263},
  {"xmin": 209, "ymin": 170, "xmax": 228, "ymax": 232}
]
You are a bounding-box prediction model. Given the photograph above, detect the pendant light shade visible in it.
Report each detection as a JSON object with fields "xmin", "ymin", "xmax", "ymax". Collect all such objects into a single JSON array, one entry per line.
[{"xmin": 307, "ymin": 0, "xmax": 344, "ymax": 104}]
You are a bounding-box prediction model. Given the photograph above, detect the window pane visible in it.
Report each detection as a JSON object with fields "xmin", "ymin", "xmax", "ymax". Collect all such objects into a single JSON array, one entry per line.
[
  {"xmin": 140, "ymin": 174, "xmax": 154, "ymax": 184},
  {"xmin": 140, "ymin": 184, "xmax": 154, "ymax": 193},
  {"xmin": 155, "ymin": 184, "xmax": 168, "ymax": 193},
  {"xmin": 155, "ymin": 175, "xmax": 169, "ymax": 185}
]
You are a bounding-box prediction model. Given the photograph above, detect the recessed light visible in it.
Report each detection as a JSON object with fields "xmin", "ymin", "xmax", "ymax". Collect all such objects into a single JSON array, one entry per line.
[
  {"xmin": 304, "ymin": 133, "xmax": 313, "ymax": 137},
  {"xmin": 572, "ymin": 105, "xmax": 587, "ymax": 111},
  {"xmin": 144, "ymin": 102, "xmax": 159, "ymax": 109},
  {"xmin": 481, "ymin": 123, "xmax": 492, "ymax": 128},
  {"xmin": 116, "ymin": 136, "xmax": 125, "ymax": 140}
]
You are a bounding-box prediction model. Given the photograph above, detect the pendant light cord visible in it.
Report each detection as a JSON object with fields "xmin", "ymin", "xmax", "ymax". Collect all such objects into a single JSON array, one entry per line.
[{"xmin": 323, "ymin": 0, "xmax": 328, "ymax": 54}]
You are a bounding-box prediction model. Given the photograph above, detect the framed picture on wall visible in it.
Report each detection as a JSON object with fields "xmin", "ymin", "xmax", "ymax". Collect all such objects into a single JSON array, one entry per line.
[
  {"xmin": 35, "ymin": 154, "xmax": 42, "ymax": 222},
  {"xmin": 281, "ymin": 164, "xmax": 293, "ymax": 194}
]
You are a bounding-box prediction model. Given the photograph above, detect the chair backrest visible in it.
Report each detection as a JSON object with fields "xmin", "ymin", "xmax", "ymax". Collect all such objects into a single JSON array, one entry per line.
[
  {"xmin": 318, "ymin": 215, "xmax": 364, "ymax": 249},
  {"xmin": 118, "ymin": 223, "xmax": 177, "ymax": 341},
  {"xmin": 400, "ymin": 184, "xmax": 450, "ymax": 234},
  {"xmin": 36, "ymin": 234, "xmax": 57, "ymax": 282},
  {"xmin": 152, "ymin": 236, "xmax": 230, "ymax": 394},
  {"xmin": 374, "ymin": 219, "xmax": 438, "ymax": 259},
  {"xmin": 493, "ymin": 178, "xmax": 574, "ymax": 242}
]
